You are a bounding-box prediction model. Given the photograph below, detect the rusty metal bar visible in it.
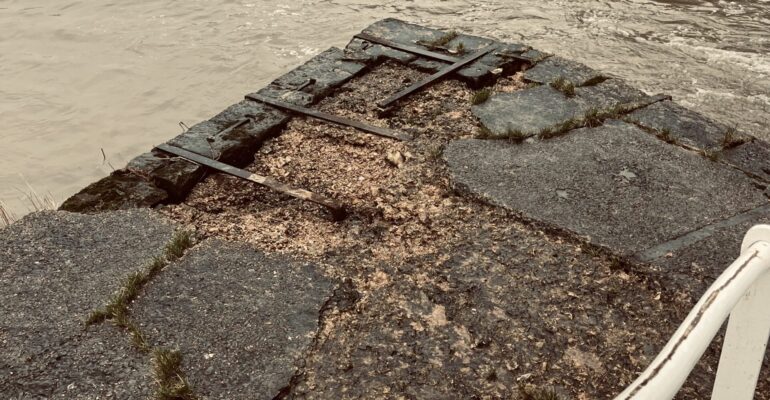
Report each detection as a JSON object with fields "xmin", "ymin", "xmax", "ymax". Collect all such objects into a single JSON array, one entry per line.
[
  {"xmin": 245, "ymin": 93, "xmax": 411, "ymax": 141},
  {"xmin": 354, "ymin": 33, "xmax": 460, "ymax": 63},
  {"xmin": 377, "ymin": 44, "xmax": 498, "ymax": 109},
  {"xmin": 155, "ymin": 143, "xmax": 347, "ymax": 221}
]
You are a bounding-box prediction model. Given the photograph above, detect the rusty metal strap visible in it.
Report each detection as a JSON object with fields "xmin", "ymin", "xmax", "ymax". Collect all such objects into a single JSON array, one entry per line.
[
  {"xmin": 155, "ymin": 143, "xmax": 347, "ymax": 221},
  {"xmin": 377, "ymin": 44, "xmax": 498, "ymax": 109},
  {"xmin": 354, "ymin": 32, "xmax": 460, "ymax": 63},
  {"xmin": 245, "ymin": 93, "xmax": 411, "ymax": 141}
]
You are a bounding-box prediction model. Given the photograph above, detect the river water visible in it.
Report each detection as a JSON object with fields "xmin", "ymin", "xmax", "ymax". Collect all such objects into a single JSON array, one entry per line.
[{"xmin": 1, "ymin": 0, "xmax": 768, "ymax": 218}]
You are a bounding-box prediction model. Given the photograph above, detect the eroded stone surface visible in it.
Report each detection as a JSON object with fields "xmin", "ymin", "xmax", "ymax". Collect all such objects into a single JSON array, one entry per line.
[
  {"xmin": 132, "ymin": 239, "xmax": 335, "ymax": 399},
  {"xmin": 625, "ymin": 100, "xmax": 730, "ymax": 149},
  {"xmin": 523, "ymin": 56, "xmax": 605, "ymax": 86},
  {"xmin": 0, "ymin": 210, "xmax": 176, "ymax": 398},
  {"xmin": 60, "ymin": 170, "xmax": 168, "ymax": 213},
  {"xmin": 444, "ymin": 120, "xmax": 767, "ymax": 255}
]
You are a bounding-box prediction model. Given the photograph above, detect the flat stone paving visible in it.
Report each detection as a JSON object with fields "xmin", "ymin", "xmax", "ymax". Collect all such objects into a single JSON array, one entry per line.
[
  {"xmin": 132, "ymin": 239, "xmax": 335, "ymax": 399},
  {"xmin": 0, "ymin": 210, "xmax": 175, "ymax": 399},
  {"xmin": 444, "ymin": 120, "xmax": 768, "ymax": 257}
]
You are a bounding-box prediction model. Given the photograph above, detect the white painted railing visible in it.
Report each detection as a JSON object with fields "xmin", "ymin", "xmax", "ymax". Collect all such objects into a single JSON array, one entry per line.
[{"xmin": 616, "ymin": 225, "xmax": 770, "ymax": 400}]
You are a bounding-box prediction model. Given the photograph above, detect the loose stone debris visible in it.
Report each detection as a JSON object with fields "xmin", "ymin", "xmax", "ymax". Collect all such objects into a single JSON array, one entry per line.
[{"xmin": 4, "ymin": 18, "xmax": 770, "ymax": 400}]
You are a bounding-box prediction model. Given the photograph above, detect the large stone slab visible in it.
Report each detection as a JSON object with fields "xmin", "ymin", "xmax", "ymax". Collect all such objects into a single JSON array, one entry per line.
[
  {"xmin": 472, "ymin": 85, "xmax": 592, "ymax": 137},
  {"xmin": 444, "ymin": 120, "xmax": 768, "ymax": 256},
  {"xmin": 0, "ymin": 210, "xmax": 176, "ymax": 398},
  {"xmin": 132, "ymin": 239, "xmax": 336, "ymax": 399}
]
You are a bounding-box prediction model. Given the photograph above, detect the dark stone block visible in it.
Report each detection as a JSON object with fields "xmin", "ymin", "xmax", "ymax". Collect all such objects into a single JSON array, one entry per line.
[
  {"xmin": 132, "ymin": 239, "xmax": 336, "ymax": 399},
  {"xmin": 60, "ymin": 170, "xmax": 167, "ymax": 213},
  {"xmin": 524, "ymin": 56, "xmax": 605, "ymax": 86},
  {"xmin": 722, "ymin": 139, "xmax": 770, "ymax": 183},
  {"xmin": 624, "ymin": 100, "xmax": 730, "ymax": 150},
  {"xmin": 251, "ymin": 47, "xmax": 366, "ymax": 104},
  {"xmin": 127, "ymin": 151, "xmax": 203, "ymax": 201},
  {"xmin": 472, "ymin": 85, "xmax": 593, "ymax": 137},
  {"xmin": 444, "ymin": 120, "xmax": 767, "ymax": 256},
  {"xmin": 0, "ymin": 210, "xmax": 176, "ymax": 398},
  {"xmin": 167, "ymin": 100, "xmax": 289, "ymax": 163}
]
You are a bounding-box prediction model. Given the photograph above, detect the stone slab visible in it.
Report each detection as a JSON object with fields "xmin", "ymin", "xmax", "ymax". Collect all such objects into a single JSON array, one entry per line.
[
  {"xmin": 472, "ymin": 80, "xmax": 659, "ymax": 138},
  {"xmin": 722, "ymin": 139, "xmax": 770, "ymax": 183},
  {"xmin": 574, "ymin": 78, "xmax": 652, "ymax": 109},
  {"xmin": 523, "ymin": 56, "xmax": 605, "ymax": 86},
  {"xmin": 444, "ymin": 120, "xmax": 768, "ymax": 255},
  {"xmin": 132, "ymin": 239, "xmax": 336, "ymax": 399},
  {"xmin": 625, "ymin": 100, "xmax": 730, "ymax": 150},
  {"xmin": 472, "ymin": 85, "xmax": 592, "ymax": 137},
  {"xmin": 60, "ymin": 170, "xmax": 168, "ymax": 213},
  {"xmin": 0, "ymin": 210, "xmax": 176, "ymax": 398}
]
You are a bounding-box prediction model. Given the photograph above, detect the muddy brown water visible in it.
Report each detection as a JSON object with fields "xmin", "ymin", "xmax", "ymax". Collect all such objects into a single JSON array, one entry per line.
[{"xmin": 1, "ymin": 0, "xmax": 768, "ymax": 218}]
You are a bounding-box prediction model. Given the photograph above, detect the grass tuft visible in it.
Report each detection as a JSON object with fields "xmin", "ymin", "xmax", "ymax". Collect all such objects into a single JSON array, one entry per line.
[
  {"xmin": 506, "ymin": 129, "xmax": 531, "ymax": 143},
  {"xmin": 550, "ymin": 77, "xmax": 575, "ymax": 97},
  {"xmin": 455, "ymin": 42, "xmax": 466, "ymax": 55},
  {"xmin": 702, "ymin": 148, "xmax": 721, "ymax": 162},
  {"xmin": 153, "ymin": 348, "xmax": 196, "ymax": 400},
  {"xmin": 721, "ymin": 126, "xmax": 748, "ymax": 149},
  {"xmin": 166, "ymin": 231, "xmax": 193, "ymax": 261},
  {"xmin": 477, "ymin": 125, "xmax": 494, "ymax": 139},
  {"xmin": 471, "ymin": 88, "xmax": 492, "ymax": 105},
  {"xmin": 425, "ymin": 30, "xmax": 458, "ymax": 48},
  {"xmin": 656, "ymin": 128, "xmax": 676, "ymax": 144},
  {"xmin": 0, "ymin": 201, "xmax": 15, "ymax": 228}
]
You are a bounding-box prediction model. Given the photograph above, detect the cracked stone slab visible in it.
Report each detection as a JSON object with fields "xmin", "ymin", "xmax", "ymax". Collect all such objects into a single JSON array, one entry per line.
[
  {"xmin": 0, "ymin": 210, "xmax": 176, "ymax": 398},
  {"xmin": 523, "ymin": 56, "xmax": 605, "ymax": 86},
  {"xmin": 444, "ymin": 120, "xmax": 768, "ymax": 255},
  {"xmin": 624, "ymin": 100, "xmax": 731, "ymax": 150},
  {"xmin": 132, "ymin": 239, "xmax": 335, "ymax": 399},
  {"xmin": 472, "ymin": 85, "xmax": 593, "ymax": 137}
]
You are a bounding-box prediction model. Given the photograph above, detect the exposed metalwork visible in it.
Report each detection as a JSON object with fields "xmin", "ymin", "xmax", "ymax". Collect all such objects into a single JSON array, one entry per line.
[
  {"xmin": 377, "ymin": 44, "xmax": 498, "ymax": 109},
  {"xmin": 354, "ymin": 32, "xmax": 460, "ymax": 63},
  {"xmin": 246, "ymin": 93, "xmax": 411, "ymax": 141},
  {"xmin": 155, "ymin": 143, "xmax": 347, "ymax": 221}
]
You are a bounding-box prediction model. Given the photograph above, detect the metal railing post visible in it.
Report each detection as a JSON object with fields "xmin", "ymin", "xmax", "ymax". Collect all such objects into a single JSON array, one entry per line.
[
  {"xmin": 712, "ymin": 225, "xmax": 770, "ymax": 399},
  {"xmin": 615, "ymin": 224, "xmax": 770, "ymax": 400}
]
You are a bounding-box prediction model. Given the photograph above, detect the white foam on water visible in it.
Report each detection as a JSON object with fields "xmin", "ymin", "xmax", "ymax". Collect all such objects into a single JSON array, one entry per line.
[{"xmin": 665, "ymin": 36, "xmax": 770, "ymax": 77}]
